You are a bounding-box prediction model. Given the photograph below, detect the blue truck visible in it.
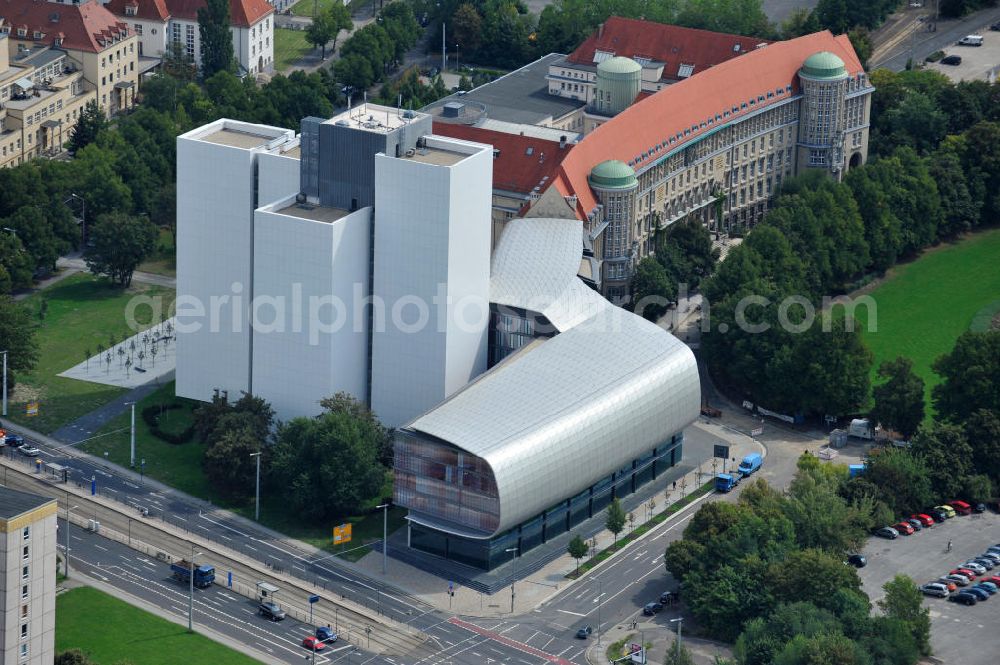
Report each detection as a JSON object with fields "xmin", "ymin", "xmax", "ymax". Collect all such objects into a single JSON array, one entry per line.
[
  {"xmin": 715, "ymin": 473, "xmax": 742, "ymax": 493},
  {"xmin": 737, "ymin": 453, "xmax": 763, "ymax": 477},
  {"xmin": 171, "ymin": 560, "xmax": 216, "ymax": 588}
]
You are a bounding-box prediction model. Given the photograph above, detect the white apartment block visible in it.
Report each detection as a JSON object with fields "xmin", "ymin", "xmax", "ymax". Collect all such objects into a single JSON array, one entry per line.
[
  {"xmin": 0, "ymin": 488, "xmax": 57, "ymax": 665},
  {"xmin": 176, "ymin": 106, "xmax": 494, "ymax": 427}
]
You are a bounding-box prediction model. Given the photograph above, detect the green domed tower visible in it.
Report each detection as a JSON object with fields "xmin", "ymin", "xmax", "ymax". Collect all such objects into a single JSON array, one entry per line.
[
  {"xmin": 797, "ymin": 51, "xmax": 850, "ymax": 177},
  {"xmin": 594, "ymin": 57, "xmax": 642, "ymax": 116}
]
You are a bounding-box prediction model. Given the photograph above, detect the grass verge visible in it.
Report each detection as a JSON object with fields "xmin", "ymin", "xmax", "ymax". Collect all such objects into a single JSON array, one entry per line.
[
  {"xmin": 137, "ymin": 228, "xmax": 176, "ymax": 278},
  {"xmin": 567, "ymin": 481, "xmax": 714, "ymax": 580},
  {"xmin": 91, "ymin": 387, "xmax": 403, "ymax": 560},
  {"xmin": 84, "ymin": 381, "xmax": 207, "ymax": 498},
  {"xmin": 273, "ymin": 28, "xmax": 312, "ymax": 71},
  {"xmin": 855, "ymin": 228, "xmax": 1000, "ymax": 416},
  {"xmin": 6, "ymin": 273, "xmax": 175, "ymax": 434},
  {"xmin": 606, "ymin": 633, "xmax": 636, "ymax": 662},
  {"xmin": 56, "ymin": 586, "xmax": 260, "ymax": 665}
]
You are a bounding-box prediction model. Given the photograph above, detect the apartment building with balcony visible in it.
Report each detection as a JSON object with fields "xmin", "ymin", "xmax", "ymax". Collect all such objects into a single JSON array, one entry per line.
[{"xmin": 0, "ymin": 35, "xmax": 95, "ymax": 167}]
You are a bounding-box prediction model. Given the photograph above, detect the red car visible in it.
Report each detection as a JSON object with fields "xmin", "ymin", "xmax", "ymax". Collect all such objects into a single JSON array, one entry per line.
[
  {"xmin": 911, "ymin": 513, "xmax": 934, "ymax": 527},
  {"xmin": 986, "ymin": 575, "xmax": 1000, "ymax": 586},
  {"xmin": 949, "ymin": 500, "xmax": 972, "ymax": 515},
  {"xmin": 951, "ymin": 568, "xmax": 977, "ymax": 580},
  {"xmin": 302, "ymin": 637, "xmax": 326, "ymax": 652},
  {"xmin": 894, "ymin": 521, "xmax": 915, "ymax": 535}
]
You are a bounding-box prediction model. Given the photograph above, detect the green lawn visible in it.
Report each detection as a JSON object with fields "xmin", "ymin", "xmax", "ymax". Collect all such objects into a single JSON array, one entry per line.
[
  {"xmin": 854, "ymin": 228, "xmax": 1000, "ymax": 414},
  {"xmin": 7, "ymin": 274, "xmax": 175, "ymax": 434},
  {"xmin": 138, "ymin": 228, "xmax": 176, "ymax": 278},
  {"xmin": 91, "ymin": 381, "xmax": 404, "ymax": 559},
  {"xmin": 291, "ymin": 0, "xmax": 367, "ymax": 17},
  {"xmin": 85, "ymin": 381, "xmax": 210, "ymax": 499},
  {"xmin": 57, "ymin": 586, "xmax": 260, "ymax": 665},
  {"xmin": 273, "ymin": 28, "xmax": 312, "ymax": 71}
]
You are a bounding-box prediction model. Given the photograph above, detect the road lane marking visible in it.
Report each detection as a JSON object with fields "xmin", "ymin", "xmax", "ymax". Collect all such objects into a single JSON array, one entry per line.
[{"xmin": 556, "ymin": 610, "xmax": 586, "ymax": 617}]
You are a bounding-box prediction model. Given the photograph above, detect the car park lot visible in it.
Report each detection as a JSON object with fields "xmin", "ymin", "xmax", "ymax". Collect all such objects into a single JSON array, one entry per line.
[
  {"xmin": 926, "ymin": 26, "xmax": 1000, "ymax": 82},
  {"xmin": 858, "ymin": 509, "xmax": 1000, "ymax": 665}
]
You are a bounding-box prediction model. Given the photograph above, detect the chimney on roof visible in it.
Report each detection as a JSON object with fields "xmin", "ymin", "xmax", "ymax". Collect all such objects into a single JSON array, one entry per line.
[
  {"xmin": 598, "ymin": 22, "xmax": 604, "ymax": 38},
  {"xmin": 559, "ymin": 135, "xmax": 567, "ymax": 149}
]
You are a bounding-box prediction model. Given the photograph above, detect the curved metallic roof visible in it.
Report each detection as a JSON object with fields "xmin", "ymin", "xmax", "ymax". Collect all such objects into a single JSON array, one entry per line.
[
  {"xmin": 598, "ymin": 56, "xmax": 643, "ymax": 77},
  {"xmin": 405, "ymin": 218, "xmax": 701, "ymax": 537},
  {"xmin": 800, "ymin": 50, "xmax": 847, "ymax": 80},
  {"xmin": 490, "ymin": 218, "xmax": 610, "ymax": 331}
]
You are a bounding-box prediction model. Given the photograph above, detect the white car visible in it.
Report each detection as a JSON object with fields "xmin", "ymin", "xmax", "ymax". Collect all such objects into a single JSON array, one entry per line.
[
  {"xmin": 17, "ymin": 445, "xmax": 41, "ymax": 456},
  {"xmin": 942, "ymin": 574, "xmax": 971, "ymax": 586},
  {"xmin": 921, "ymin": 583, "xmax": 950, "ymax": 598},
  {"xmin": 963, "ymin": 562, "xmax": 987, "ymax": 575},
  {"xmin": 958, "ymin": 35, "xmax": 984, "ymax": 46}
]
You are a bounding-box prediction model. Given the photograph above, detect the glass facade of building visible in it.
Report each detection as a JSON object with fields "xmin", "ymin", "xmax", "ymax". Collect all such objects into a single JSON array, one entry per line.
[{"xmin": 407, "ymin": 433, "xmax": 683, "ymax": 570}]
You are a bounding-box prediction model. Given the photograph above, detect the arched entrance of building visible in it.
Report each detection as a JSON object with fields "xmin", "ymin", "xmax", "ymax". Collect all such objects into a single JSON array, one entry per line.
[{"xmin": 849, "ymin": 152, "xmax": 862, "ymax": 169}]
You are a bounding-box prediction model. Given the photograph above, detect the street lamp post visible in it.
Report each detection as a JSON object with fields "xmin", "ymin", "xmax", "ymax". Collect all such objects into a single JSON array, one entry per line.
[
  {"xmin": 505, "ymin": 547, "xmax": 518, "ymax": 614},
  {"xmin": 65, "ymin": 503, "xmax": 79, "ymax": 579},
  {"xmin": 140, "ymin": 458, "xmax": 145, "ymax": 485},
  {"xmin": 376, "ymin": 503, "xmax": 390, "ymax": 575},
  {"xmin": 1, "ymin": 350, "xmax": 7, "ymax": 418},
  {"xmin": 250, "ymin": 452, "xmax": 262, "ymax": 521},
  {"xmin": 66, "ymin": 193, "xmax": 86, "ymax": 248},
  {"xmin": 127, "ymin": 401, "xmax": 136, "ymax": 467},
  {"xmin": 188, "ymin": 544, "xmax": 202, "ymax": 633},
  {"xmin": 670, "ymin": 617, "xmax": 683, "ymax": 662}
]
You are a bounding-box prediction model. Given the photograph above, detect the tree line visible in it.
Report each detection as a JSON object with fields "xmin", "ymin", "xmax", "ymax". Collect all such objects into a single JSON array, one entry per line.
[
  {"xmin": 194, "ymin": 392, "xmax": 392, "ymax": 521},
  {"xmin": 700, "ymin": 71, "xmax": 1000, "ymax": 420},
  {"xmin": 666, "ymin": 457, "xmax": 931, "ymax": 664}
]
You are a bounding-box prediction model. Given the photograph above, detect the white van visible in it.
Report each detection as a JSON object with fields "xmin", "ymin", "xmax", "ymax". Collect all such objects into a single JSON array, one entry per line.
[{"xmin": 958, "ymin": 35, "xmax": 984, "ymax": 46}]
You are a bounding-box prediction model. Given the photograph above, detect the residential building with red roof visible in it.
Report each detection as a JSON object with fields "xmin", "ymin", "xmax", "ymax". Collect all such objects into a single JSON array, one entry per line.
[
  {"xmin": 101, "ymin": 0, "xmax": 274, "ymax": 75},
  {"xmin": 546, "ymin": 17, "xmax": 768, "ymax": 109},
  {"xmin": 431, "ymin": 121, "xmax": 574, "ymax": 249},
  {"xmin": 0, "ymin": 0, "xmax": 138, "ymax": 147},
  {"xmin": 533, "ymin": 30, "xmax": 873, "ymax": 300}
]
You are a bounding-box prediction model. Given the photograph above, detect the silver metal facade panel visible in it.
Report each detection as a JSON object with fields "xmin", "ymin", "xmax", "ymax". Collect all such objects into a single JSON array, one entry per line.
[{"xmin": 405, "ymin": 218, "xmax": 701, "ymax": 536}]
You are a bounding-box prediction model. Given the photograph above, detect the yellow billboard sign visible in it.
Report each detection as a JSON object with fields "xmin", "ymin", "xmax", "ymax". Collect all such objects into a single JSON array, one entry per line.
[
  {"xmin": 333, "ymin": 523, "xmax": 352, "ymax": 545},
  {"xmin": 25, "ymin": 402, "xmax": 39, "ymax": 417}
]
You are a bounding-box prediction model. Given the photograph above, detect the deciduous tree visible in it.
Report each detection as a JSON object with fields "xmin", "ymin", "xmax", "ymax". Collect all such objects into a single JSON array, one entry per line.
[
  {"xmin": 84, "ymin": 212, "xmax": 158, "ymax": 287},
  {"xmin": 567, "ymin": 534, "xmax": 588, "ymax": 576},
  {"xmin": 871, "ymin": 357, "xmax": 924, "ymax": 439}
]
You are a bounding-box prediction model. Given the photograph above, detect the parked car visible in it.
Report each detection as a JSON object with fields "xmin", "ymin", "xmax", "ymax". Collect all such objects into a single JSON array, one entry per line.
[
  {"xmin": 875, "ymin": 526, "xmax": 900, "ymax": 539},
  {"xmin": 972, "ymin": 558, "xmax": 995, "ymax": 570},
  {"xmin": 943, "ymin": 574, "xmax": 972, "ymax": 586},
  {"xmin": 958, "ymin": 35, "xmax": 984, "ymax": 46},
  {"xmin": 847, "ymin": 554, "xmax": 867, "ymax": 568},
  {"xmin": 949, "ymin": 500, "xmax": 973, "ymax": 515},
  {"xmin": 949, "ymin": 591, "xmax": 978, "ymax": 605},
  {"xmin": 935, "ymin": 505, "xmax": 957, "ymax": 519},
  {"xmin": 575, "ymin": 626, "xmax": 593, "ymax": 639},
  {"xmin": 965, "ymin": 586, "xmax": 990, "ymax": 601},
  {"xmin": 659, "ymin": 591, "xmax": 676, "ymax": 605},
  {"xmin": 921, "ymin": 583, "xmax": 950, "ymax": 597},
  {"xmin": 974, "ymin": 503, "xmax": 987, "ymax": 513},
  {"xmin": 980, "ymin": 553, "xmax": 1000, "ymax": 564},
  {"xmin": 929, "ymin": 508, "xmax": 949, "ymax": 522},
  {"xmin": 951, "ymin": 568, "xmax": 977, "ymax": 580},
  {"xmin": 302, "ymin": 637, "xmax": 326, "ymax": 652},
  {"xmin": 985, "ymin": 575, "xmax": 1000, "ymax": 586},
  {"xmin": 642, "ymin": 602, "xmax": 663, "ymax": 616},
  {"xmin": 911, "ymin": 514, "xmax": 934, "ymax": 527},
  {"xmin": 991, "ymin": 21, "xmax": 1000, "ymax": 30},
  {"xmin": 258, "ymin": 602, "xmax": 286, "ymax": 621},
  {"xmin": 905, "ymin": 518, "xmax": 923, "ymax": 531},
  {"xmin": 976, "ymin": 581, "xmax": 998, "ymax": 594},
  {"xmin": 17, "ymin": 445, "xmax": 41, "ymax": 457},
  {"xmin": 936, "ymin": 579, "xmax": 958, "ymax": 592},
  {"xmin": 894, "ymin": 522, "xmax": 915, "ymax": 535},
  {"xmin": 941, "ymin": 55, "xmax": 964, "ymax": 65},
  {"xmin": 963, "ymin": 562, "xmax": 987, "ymax": 575}
]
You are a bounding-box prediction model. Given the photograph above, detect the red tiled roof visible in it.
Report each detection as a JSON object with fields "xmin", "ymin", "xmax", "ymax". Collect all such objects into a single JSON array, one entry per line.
[
  {"xmin": 566, "ymin": 16, "xmax": 769, "ymax": 82},
  {"xmin": 432, "ymin": 123, "xmax": 573, "ymax": 196},
  {"xmin": 0, "ymin": 0, "xmax": 130, "ymax": 53},
  {"xmin": 165, "ymin": 0, "xmax": 272, "ymax": 28},
  {"xmin": 104, "ymin": 0, "xmax": 170, "ymax": 22},
  {"xmin": 554, "ymin": 31, "xmax": 864, "ymax": 218}
]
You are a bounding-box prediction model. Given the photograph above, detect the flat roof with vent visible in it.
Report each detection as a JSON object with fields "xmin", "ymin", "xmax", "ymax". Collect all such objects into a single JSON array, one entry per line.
[
  {"xmin": 182, "ymin": 119, "xmax": 295, "ymax": 150},
  {"xmin": 276, "ymin": 201, "xmax": 350, "ymax": 223},
  {"xmin": 324, "ymin": 103, "xmax": 428, "ymax": 134},
  {"xmin": 201, "ymin": 128, "xmax": 275, "ymax": 149},
  {"xmin": 403, "ymin": 146, "xmax": 466, "ymax": 166}
]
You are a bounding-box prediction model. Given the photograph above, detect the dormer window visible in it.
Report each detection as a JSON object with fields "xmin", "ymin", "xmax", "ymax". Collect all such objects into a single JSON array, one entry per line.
[
  {"xmin": 125, "ymin": 5, "xmax": 137, "ymax": 15},
  {"xmin": 54, "ymin": 37, "xmax": 63, "ymax": 45},
  {"xmin": 17, "ymin": 27, "xmax": 27, "ymax": 37},
  {"xmin": 33, "ymin": 30, "xmax": 42, "ymax": 39}
]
